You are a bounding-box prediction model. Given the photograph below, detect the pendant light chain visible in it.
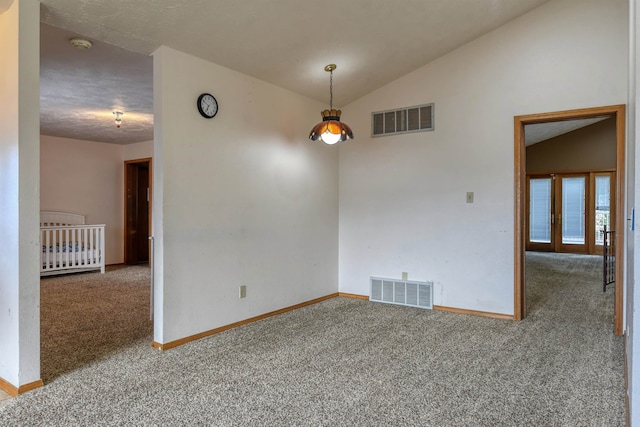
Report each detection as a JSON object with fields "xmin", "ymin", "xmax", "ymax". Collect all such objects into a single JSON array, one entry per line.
[{"xmin": 329, "ymin": 69, "xmax": 333, "ymax": 111}]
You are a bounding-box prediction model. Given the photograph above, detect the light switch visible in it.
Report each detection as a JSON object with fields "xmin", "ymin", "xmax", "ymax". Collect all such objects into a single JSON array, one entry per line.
[{"xmin": 466, "ymin": 192, "xmax": 474, "ymax": 203}]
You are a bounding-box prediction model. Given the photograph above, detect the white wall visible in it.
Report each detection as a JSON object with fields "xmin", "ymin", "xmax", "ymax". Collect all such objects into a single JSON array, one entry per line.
[
  {"xmin": 40, "ymin": 135, "xmax": 125, "ymax": 265},
  {"xmin": 124, "ymin": 140, "xmax": 153, "ymax": 160},
  {"xmin": 153, "ymin": 47, "xmax": 338, "ymax": 343},
  {"xmin": 339, "ymin": 0, "xmax": 628, "ymax": 315},
  {"xmin": 629, "ymin": 0, "xmax": 639, "ymax": 424},
  {"xmin": 0, "ymin": 0, "xmax": 40, "ymax": 389}
]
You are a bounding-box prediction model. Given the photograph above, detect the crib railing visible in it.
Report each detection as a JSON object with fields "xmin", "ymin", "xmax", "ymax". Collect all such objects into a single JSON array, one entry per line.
[
  {"xmin": 603, "ymin": 225, "xmax": 615, "ymax": 292},
  {"xmin": 41, "ymin": 224, "xmax": 105, "ymax": 275}
]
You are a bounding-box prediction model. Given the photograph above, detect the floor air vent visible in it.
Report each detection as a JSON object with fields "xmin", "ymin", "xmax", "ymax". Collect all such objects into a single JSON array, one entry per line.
[{"xmin": 370, "ymin": 277, "xmax": 433, "ymax": 309}]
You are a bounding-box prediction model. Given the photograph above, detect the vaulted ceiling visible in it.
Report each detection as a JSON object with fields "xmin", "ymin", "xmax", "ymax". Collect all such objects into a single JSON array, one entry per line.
[{"xmin": 37, "ymin": 0, "xmax": 553, "ymax": 144}]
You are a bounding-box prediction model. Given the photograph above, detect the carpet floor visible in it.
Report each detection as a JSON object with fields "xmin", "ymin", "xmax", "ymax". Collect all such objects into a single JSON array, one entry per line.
[{"xmin": 0, "ymin": 252, "xmax": 625, "ymax": 426}]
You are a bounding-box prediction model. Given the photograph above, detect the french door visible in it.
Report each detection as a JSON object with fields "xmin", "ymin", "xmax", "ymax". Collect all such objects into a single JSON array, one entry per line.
[{"xmin": 526, "ymin": 171, "xmax": 614, "ymax": 255}]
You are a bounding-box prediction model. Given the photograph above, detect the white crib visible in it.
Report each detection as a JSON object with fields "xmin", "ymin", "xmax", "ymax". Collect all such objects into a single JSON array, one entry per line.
[{"xmin": 40, "ymin": 211, "xmax": 105, "ymax": 276}]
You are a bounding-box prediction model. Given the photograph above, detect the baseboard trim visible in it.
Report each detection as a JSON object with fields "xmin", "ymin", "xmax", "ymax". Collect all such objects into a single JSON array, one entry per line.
[
  {"xmin": 152, "ymin": 293, "xmax": 340, "ymax": 351},
  {"xmin": 0, "ymin": 377, "xmax": 44, "ymax": 397},
  {"xmin": 338, "ymin": 294, "xmax": 513, "ymax": 320},
  {"xmin": 337, "ymin": 292, "xmax": 369, "ymax": 300},
  {"xmin": 0, "ymin": 377, "xmax": 17, "ymax": 397},
  {"xmin": 151, "ymin": 295, "xmax": 514, "ymax": 350},
  {"xmin": 434, "ymin": 305, "xmax": 514, "ymax": 321}
]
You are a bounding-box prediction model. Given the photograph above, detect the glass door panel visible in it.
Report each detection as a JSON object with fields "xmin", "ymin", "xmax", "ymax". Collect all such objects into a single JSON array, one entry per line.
[
  {"xmin": 561, "ymin": 177, "xmax": 585, "ymax": 244},
  {"xmin": 556, "ymin": 175, "xmax": 588, "ymax": 253},
  {"xmin": 594, "ymin": 175, "xmax": 611, "ymax": 246},
  {"xmin": 526, "ymin": 176, "xmax": 554, "ymax": 251},
  {"xmin": 530, "ymin": 178, "xmax": 551, "ymax": 243}
]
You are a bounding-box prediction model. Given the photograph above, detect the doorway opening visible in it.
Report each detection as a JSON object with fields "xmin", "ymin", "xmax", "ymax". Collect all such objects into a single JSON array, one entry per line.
[
  {"xmin": 125, "ymin": 158, "xmax": 152, "ymax": 265},
  {"xmin": 514, "ymin": 105, "xmax": 625, "ymax": 335}
]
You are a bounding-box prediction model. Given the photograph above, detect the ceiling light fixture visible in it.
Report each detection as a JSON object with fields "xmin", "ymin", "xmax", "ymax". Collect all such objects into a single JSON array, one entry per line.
[
  {"xmin": 113, "ymin": 111, "xmax": 123, "ymax": 128},
  {"xmin": 309, "ymin": 64, "xmax": 354, "ymax": 145},
  {"xmin": 69, "ymin": 38, "xmax": 92, "ymax": 50}
]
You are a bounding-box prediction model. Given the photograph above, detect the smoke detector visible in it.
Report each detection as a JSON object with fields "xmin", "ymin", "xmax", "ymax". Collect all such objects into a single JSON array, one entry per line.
[{"xmin": 70, "ymin": 38, "xmax": 92, "ymax": 49}]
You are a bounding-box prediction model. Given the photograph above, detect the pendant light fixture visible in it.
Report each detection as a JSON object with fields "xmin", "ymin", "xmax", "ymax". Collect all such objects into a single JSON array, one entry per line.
[
  {"xmin": 113, "ymin": 111, "xmax": 123, "ymax": 128},
  {"xmin": 309, "ymin": 64, "xmax": 354, "ymax": 145}
]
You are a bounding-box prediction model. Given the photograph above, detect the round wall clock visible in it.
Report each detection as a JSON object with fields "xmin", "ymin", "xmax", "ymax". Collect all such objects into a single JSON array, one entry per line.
[{"xmin": 197, "ymin": 93, "xmax": 218, "ymax": 119}]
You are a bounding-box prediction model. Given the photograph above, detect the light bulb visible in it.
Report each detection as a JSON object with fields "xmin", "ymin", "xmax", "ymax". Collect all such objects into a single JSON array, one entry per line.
[{"xmin": 320, "ymin": 130, "xmax": 341, "ymax": 145}]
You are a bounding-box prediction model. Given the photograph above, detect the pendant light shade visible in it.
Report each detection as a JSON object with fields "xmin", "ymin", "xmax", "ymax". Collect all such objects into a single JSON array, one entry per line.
[
  {"xmin": 309, "ymin": 64, "xmax": 354, "ymax": 144},
  {"xmin": 309, "ymin": 109, "xmax": 354, "ymax": 145}
]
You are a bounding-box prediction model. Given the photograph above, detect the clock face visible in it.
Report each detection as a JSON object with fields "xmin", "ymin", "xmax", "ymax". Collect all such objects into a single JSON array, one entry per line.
[{"xmin": 197, "ymin": 93, "xmax": 218, "ymax": 118}]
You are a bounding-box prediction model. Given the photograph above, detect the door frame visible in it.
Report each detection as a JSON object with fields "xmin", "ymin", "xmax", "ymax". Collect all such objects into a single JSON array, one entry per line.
[
  {"xmin": 514, "ymin": 105, "xmax": 625, "ymax": 335},
  {"xmin": 124, "ymin": 158, "xmax": 153, "ymax": 265}
]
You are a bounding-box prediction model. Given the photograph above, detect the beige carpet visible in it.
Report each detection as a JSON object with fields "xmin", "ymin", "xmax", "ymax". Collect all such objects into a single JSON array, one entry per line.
[
  {"xmin": 0, "ymin": 253, "xmax": 625, "ymax": 425},
  {"xmin": 0, "ymin": 389, "xmax": 11, "ymax": 410},
  {"xmin": 40, "ymin": 265, "xmax": 153, "ymax": 383}
]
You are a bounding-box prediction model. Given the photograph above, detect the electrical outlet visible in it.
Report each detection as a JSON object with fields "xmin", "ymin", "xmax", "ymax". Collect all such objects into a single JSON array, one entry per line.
[
  {"xmin": 402, "ymin": 272, "xmax": 408, "ymax": 281},
  {"xmin": 466, "ymin": 192, "xmax": 474, "ymax": 203},
  {"xmin": 239, "ymin": 285, "xmax": 247, "ymax": 299}
]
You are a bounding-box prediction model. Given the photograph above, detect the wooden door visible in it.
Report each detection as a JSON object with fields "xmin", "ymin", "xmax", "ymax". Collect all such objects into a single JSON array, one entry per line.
[{"xmin": 125, "ymin": 160, "xmax": 151, "ymax": 265}]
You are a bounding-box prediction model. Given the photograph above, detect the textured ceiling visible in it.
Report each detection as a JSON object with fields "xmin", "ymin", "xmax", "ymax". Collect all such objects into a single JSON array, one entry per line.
[
  {"xmin": 40, "ymin": 24, "xmax": 153, "ymax": 144},
  {"xmin": 37, "ymin": 0, "xmax": 553, "ymax": 144}
]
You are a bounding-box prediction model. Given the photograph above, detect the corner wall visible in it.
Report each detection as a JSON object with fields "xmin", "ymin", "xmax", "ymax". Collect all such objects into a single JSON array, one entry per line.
[
  {"xmin": 338, "ymin": 0, "xmax": 628, "ymax": 315},
  {"xmin": 153, "ymin": 47, "xmax": 338, "ymax": 343},
  {"xmin": 0, "ymin": 0, "xmax": 41, "ymax": 390}
]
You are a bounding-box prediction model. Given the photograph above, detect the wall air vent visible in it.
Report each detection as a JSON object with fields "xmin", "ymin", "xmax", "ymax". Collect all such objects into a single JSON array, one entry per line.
[
  {"xmin": 370, "ymin": 277, "xmax": 433, "ymax": 309},
  {"xmin": 372, "ymin": 103, "xmax": 434, "ymax": 137}
]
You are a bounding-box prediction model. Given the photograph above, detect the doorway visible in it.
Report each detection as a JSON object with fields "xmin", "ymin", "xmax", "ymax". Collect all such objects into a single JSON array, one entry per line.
[
  {"xmin": 125, "ymin": 158, "xmax": 152, "ymax": 265},
  {"xmin": 514, "ymin": 105, "xmax": 625, "ymax": 335}
]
